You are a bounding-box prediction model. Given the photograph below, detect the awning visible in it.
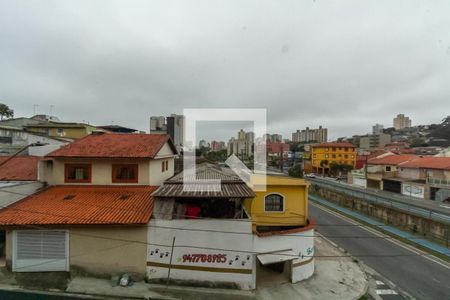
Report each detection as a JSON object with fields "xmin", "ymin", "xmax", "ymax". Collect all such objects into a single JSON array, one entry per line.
[{"xmin": 257, "ymin": 250, "xmax": 297, "ymax": 265}]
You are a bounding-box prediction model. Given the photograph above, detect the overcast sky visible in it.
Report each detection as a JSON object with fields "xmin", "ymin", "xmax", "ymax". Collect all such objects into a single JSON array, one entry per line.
[{"xmin": 1, "ymin": 0, "xmax": 450, "ymax": 141}]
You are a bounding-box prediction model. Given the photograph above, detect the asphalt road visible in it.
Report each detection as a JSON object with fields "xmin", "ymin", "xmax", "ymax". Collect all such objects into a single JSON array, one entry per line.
[{"xmin": 309, "ymin": 203, "xmax": 450, "ymax": 300}]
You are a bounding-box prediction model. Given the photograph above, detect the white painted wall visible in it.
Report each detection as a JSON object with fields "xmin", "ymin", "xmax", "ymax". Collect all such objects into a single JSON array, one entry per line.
[
  {"xmin": 146, "ymin": 219, "xmax": 315, "ymax": 289},
  {"xmin": 353, "ymin": 178, "xmax": 367, "ymax": 188},
  {"xmin": 401, "ymin": 183, "xmax": 425, "ymax": 199},
  {"xmin": 398, "ymin": 168, "xmax": 421, "ymax": 180},
  {"xmin": 48, "ymin": 159, "xmax": 150, "ymax": 185},
  {"xmin": 147, "ymin": 219, "xmax": 255, "ymax": 289},
  {"xmin": 149, "ymin": 158, "xmax": 174, "ymax": 186}
]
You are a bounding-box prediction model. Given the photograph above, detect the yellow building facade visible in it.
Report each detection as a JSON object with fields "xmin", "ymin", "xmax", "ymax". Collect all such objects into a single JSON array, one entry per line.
[
  {"xmin": 311, "ymin": 142, "xmax": 357, "ymax": 174},
  {"xmin": 25, "ymin": 123, "xmax": 97, "ymax": 139},
  {"xmin": 244, "ymin": 175, "xmax": 309, "ymax": 232}
]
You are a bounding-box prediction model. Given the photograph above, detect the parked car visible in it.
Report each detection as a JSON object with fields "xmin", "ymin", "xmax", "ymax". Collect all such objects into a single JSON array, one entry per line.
[{"xmin": 305, "ymin": 173, "xmax": 316, "ymax": 178}]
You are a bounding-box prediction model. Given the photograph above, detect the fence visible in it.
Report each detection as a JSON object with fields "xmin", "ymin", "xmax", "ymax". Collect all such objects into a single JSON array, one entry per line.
[{"xmin": 309, "ymin": 178, "xmax": 450, "ymax": 225}]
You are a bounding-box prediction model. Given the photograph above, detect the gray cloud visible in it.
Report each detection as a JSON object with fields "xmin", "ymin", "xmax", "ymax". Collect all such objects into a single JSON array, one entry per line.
[{"xmin": 1, "ymin": 0, "xmax": 449, "ymax": 141}]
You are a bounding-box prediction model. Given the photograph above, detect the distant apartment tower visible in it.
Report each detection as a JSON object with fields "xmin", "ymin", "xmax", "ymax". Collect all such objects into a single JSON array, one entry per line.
[
  {"xmin": 245, "ymin": 131, "xmax": 255, "ymax": 143},
  {"xmin": 211, "ymin": 140, "xmax": 225, "ymax": 151},
  {"xmin": 150, "ymin": 114, "xmax": 184, "ymax": 153},
  {"xmin": 150, "ymin": 116, "xmax": 166, "ymax": 133},
  {"xmin": 227, "ymin": 129, "xmax": 253, "ymax": 159},
  {"xmin": 292, "ymin": 126, "xmax": 327, "ymax": 143},
  {"xmin": 372, "ymin": 124, "xmax": 384, "ymax": 135},
  {"xmin": 263, "ymin": 133, "xmax": 282, "ymax": 143},
  {"xmin": 166, "ymin": 114, "xmax": 185, "ymax": 153},
  {"xmin": 393, "ymin": 114, "xmax": 412, "ymax": 130},
  {"xmin": 359, "ymin": 133, "xmax": 391, "ymax": 150}
]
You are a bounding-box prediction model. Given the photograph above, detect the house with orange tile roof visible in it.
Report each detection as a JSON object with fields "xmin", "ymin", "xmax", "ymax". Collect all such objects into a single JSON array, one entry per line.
[
  {"xmin": 398, "ymin": 157, "xmax": 450, "ymax": 201},
  {"xmin": 310, "ymin": 142, "xmax": 357, "ymax": 176},
  {"xmin": 0, "ymin": 156, "xmax": 45, "ymax": 214},
  {"xmin": 0, "ymin": 132, "xmax": 177, "ymax": 278}
]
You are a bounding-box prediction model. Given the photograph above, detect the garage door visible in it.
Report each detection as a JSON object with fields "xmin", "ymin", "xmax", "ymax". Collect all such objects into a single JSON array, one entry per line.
[{"xmin": 13, "ymin": 230, "xmax": 68, "ymax": 272}]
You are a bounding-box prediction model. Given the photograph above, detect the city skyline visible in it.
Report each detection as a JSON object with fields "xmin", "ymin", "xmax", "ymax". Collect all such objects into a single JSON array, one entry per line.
[{"xmin": 2, "ymin": 1, "xmax": 450, "ymax": 141}]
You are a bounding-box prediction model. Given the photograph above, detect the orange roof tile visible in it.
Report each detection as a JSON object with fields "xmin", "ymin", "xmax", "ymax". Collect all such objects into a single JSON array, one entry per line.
[
  {"xmin": 0, "ymin": 156, "xmax": 41, "ymax": 181},
  {"xmin": 312, "ymin": 142, "xmax": 356, "ymax": 148},
  {"xmin": 368, "ymin": 154, "xmax": 418, "ymax": 166},
  {"xmin": 399, "ymin": 157, "xmax": 450, "ymax": 170},
  {"xmin": 0, "ymin": 185, "xmax": 156, "ymax": 226},
  {"xmin": 47, "ymin": 133, "xmax": 176, "ymax": 158}
]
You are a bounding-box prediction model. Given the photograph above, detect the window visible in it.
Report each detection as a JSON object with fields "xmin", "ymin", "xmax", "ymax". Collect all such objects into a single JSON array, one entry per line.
[
  {"xmin": 64, "ymin": 164, "xmax": 91, "ymax": 183},
  {"xmin": 332, "ymin": 154, "xmax": 336, "ymax": 158},
  {"xmin": 332, "ymin": 147, "xmax": 336, "ymax": 152},
  {"xmin": 344, "ymin": 147, "xmax": 348, "ymax": 151},
  {"xmin": 161, "ymin": 160, "xmax": 169, "ymax": 172},
  {"xmin": 112, "ymin": 164, "xmax": 138, "ymax": 183},
  {"xmin": 325, "ymin": 154, "xmax": 329, "ymax": 158},
  {"xmin": 264, "ymin": 193, "xmax": 284, "ymax": 212},
  {"xmin": 325, "ymin": 148, "xmax": 329, "ymax": 152},
  {"xmin": 344, "ymin": 154, "xmax": 348, "ymax": 159},
  {"xmin": 386, "ymin": 166, "xmax": 391, "ymax": 172}
]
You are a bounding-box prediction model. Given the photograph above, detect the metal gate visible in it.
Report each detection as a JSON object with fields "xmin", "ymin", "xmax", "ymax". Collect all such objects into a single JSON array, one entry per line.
[{"xmin": 12, "ymin": 230, "xmax": 69, "ymax": 272}]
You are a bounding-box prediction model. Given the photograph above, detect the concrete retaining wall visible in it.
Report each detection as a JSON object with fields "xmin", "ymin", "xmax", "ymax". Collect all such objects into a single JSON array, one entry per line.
[{"xmin": 311, "ymin": 185, "xmax": 450, "ymax": 247}]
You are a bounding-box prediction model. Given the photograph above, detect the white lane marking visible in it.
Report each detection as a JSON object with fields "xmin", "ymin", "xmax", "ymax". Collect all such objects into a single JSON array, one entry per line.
[
  {"xmin": 310, "ymin": 201, "xmax": 450, "ymax": 270},
  {"xmin": 376, "ymin": 280, "xmax": 385, "ymax": 285},
  {"xmin": 376, "ymin": 289, "xmax": 398, "ymax": 295}
]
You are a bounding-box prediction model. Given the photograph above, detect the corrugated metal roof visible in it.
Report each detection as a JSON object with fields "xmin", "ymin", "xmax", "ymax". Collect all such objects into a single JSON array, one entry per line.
[
  {"xmin": 0, "ymin": 185, "xmax": 156, "ymax": 225},
  {"xmin": 153, "ymin": 163, "xmax": 255, "ymax": 198},
  {"xmin": 152, "ymin": 182, "xmax": 254, "ymax": 198},
  {"xmin": 168, "ymin": 163, "xmax": 241, "ymax": 182}
]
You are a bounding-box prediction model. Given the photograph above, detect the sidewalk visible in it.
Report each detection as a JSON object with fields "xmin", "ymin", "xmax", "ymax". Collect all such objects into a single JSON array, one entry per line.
[
  {"xmin": 0, "ymin": 234, "xmax": 368, "ymax": 299},
  {"xmin": 66, "ymin": 235, "xmax": 368, "ymax": 300},
  {"xmin": 256, "ymin": 236, "xmax": 368, "ymax": 300}
]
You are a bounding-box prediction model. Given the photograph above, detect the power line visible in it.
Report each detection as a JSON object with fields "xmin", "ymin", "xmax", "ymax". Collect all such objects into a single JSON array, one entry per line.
[
  {"xmin": 1, "ymin": 187, "xmax": 442, "ymax": 230},
  {"xmin": 0, "ymin": 201, "xmax": 448, "ymax": 243}
]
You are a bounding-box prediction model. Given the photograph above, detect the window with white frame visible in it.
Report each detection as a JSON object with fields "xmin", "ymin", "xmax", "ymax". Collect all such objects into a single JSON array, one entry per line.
[{"xmin": 264, "ymin": 193, "xmax": 284, "ymax": 212}]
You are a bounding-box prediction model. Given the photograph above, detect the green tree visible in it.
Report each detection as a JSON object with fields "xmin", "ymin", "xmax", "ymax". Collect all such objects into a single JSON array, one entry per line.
[
  {"xmin": 320, "ymin": 159, "xmax": 328, "ymax": 176},
  {"xmin": 205, "ymin": 149, "xmax": 228, "ymax": 162},
  {"xmin": 0, "ymin": 103, "xmax": 14, "ymax": 120},
  {"xmin": 288, "ymin": 164, "xmax": 303, "ymax": 178}
]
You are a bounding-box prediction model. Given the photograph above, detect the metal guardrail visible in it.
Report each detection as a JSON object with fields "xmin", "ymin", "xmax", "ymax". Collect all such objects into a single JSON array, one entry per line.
[{"xmin": 309, "ymin": 178, "xmax": 450, "ymax": 225}]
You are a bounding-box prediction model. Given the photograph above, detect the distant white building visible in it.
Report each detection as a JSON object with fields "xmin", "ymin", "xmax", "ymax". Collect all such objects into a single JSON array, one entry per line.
[
  {"xmin": 372, "ymin": 124, "xmax": 384, "ymax": 134},
  {"xmin": 292, "ymin": 126, "xmax": 327, "ymax": 143},
  {"xmin": 149, "ymin": 114, "xmax": 184, "ymax": 153},
  {"xmin": 0, "ymin": 125, "xmax": 69, "ymax": 156}
]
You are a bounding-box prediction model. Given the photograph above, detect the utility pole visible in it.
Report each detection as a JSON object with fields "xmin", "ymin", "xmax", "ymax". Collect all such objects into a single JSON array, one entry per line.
[
  {"xmin": 0, "ymin": 142, "xmax": 48, "ymax": 168},
  {"xmin": 166, "ymin": 236, "xmax": 176, "ymax": 290}
]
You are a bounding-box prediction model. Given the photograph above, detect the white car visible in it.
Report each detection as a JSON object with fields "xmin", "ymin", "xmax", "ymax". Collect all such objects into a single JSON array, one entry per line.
[{"xmin": 305, "ymin": 173, "xmax": 316, "ymax": 178}]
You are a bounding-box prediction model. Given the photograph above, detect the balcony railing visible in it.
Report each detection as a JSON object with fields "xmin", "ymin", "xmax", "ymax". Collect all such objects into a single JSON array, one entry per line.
[{"xmin": 427, "ymin": 178, "xmax": 450, "ymax": 187}]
